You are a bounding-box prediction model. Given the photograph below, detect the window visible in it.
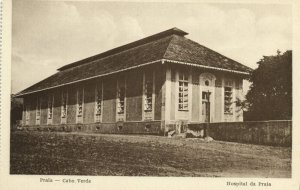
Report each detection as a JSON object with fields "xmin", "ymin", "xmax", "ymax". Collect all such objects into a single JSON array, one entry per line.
[
  {"xmin": 224, "ymin": 81, "xmax": 233, "ymax": 114},
  {"xmin": 144, "ymin": 72, "xmax": 153, "ymax": 111},
  {"xmin": 215, "ymin": 79, "xmax": 222, "ymax": 87},
  {"xmin": 117, "ymin": 77, "xmax": 125, "ymax": 114},
  {"xmin": 77, "ymin": 88, "xmax": 84, "ymax": 117},
  {"xmin": 95, "ymin": 82, "xmax": 103, "ymax": 122},
  {"xmin": 178, "ymin": 72, "xmax": 189, "ymax": 111},
  {"xmin": 205, "ymin": 80, "xmax": 210, "ymax": 86},
  {"xmin": 48, "ymin": 95, "xmax": 53, "ymax": 120},
  {"xmin": 225, "ymin": 80, "xmax": 233, "ymax": 87},
  {"xmin": 61, "ymin": 91, "xmax": 67, "ymax": 119},
  {"xmin": 237, "ymin": 80, "xmax": 243, "ymax": 90},
  {"xmin": 36, "ymin": 97, "xmax": 41, "ymax": 123},
  {"xmin": 25, "ymin": 105, "xmax": 29, "ymax": 124}
]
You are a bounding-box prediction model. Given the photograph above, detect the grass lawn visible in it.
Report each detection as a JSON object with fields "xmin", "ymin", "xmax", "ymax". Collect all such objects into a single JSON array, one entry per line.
[{"xmin": 10, "ymin": 131, "xmax": 291, "ymax": 177}]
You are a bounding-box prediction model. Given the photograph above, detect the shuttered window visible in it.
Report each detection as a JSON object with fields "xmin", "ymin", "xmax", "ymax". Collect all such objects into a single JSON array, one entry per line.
[
  {"xmin": 95, "ymin": 82, "xmax": 103, "ymax": 122},
  {"xmin": 224, "ymin": 81, "xmax": 233, "ymax": 114},
  {"xmin": 77, "ymin": 88, "xmax": 84, "ymax": 117},
  {"xmin": 61, "ymin": 91, "xmax": 67, "ymax": 118},
  {"xmin": 117, "ymin": 77, "xmax": 125, "ymax": 114},
  {"xmin": 25, "ymin": 105, "xmax": 29, "ymax": 125},
  {"xmin": 144, "ymin": 72, "xmax": 153, "ymax": 111},
  {"xmin": 36, "ymin": 97, "xmax": 41, "ymax": 122},
  {"xmin": 48, "ymin": 95, "xmax": 53, "ymax": 120},
  {"xmin": 178, "ymin": 72, "xmax": 189, "ymax": 111}
]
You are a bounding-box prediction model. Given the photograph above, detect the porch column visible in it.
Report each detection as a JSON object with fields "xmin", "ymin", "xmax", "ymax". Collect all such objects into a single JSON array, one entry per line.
[{"xmin": 164, "ymin": 66, "xmax": 171, "ymax": 124}]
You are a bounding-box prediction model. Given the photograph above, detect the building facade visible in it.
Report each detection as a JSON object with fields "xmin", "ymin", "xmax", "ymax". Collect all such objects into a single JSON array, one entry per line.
[{"xmin": 16, "ymin": 28, "xmax": 252, "ymax": 135}]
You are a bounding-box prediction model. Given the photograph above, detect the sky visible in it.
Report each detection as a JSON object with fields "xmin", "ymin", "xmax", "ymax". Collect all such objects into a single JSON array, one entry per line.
[{"xmin": 12, "ymin": 1, "xmax": 292, "ymax": 94}]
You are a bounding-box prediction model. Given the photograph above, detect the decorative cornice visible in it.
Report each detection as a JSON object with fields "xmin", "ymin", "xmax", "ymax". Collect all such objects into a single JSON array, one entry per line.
[{"xmin": 162, "ymin": 59, "xmax": 251, "ymax": 75}]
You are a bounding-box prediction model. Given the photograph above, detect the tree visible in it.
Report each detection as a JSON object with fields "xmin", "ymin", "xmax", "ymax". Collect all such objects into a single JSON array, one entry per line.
[
  {"xmin": 11, "ymin": 94, "xmax": 23, "ymax": 128},
  {"xmin": 245, "ymin": 50, "xmax": 292, "ymax": 121}
]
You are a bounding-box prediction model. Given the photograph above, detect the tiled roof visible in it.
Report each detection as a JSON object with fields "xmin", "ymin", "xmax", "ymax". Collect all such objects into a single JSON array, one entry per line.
[
  {"xmin": 15, "ymin": 27, "xmax": 252, "ymax": 96},
  {"xmin": 164, "ymin": 35, "xmax": 252, "ymax": 73}
]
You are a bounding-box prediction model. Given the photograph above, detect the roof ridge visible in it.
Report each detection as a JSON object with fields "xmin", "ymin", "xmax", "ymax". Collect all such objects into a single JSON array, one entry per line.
[
  {"xmin": 162, "ymin": 34, "xmax": 176, "ymax": 60},
  {"xmin": 61, "ymin": 35, "xmax": 174, "ymax": 72},
  {"xmin": 58, "ymin": 27, "xmax": 188, "ymax": 71}
]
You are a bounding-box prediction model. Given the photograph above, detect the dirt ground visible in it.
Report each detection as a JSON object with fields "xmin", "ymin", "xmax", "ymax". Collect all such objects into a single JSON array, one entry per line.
[{"xmin": 10, "ymin": 131, "xmax": 291, "ymax": 177}]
